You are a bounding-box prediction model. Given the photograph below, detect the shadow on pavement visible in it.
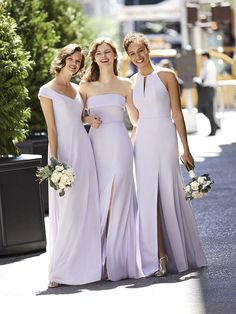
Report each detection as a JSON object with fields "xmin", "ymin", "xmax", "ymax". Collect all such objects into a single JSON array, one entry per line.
[
  {"xmin": 36, "ymin": 269, "xmax": 201, "ymax": 296},
  {"xmin": 0, "ymin": 251, "xmax": 45, "ymax": 266},
  {"xmin": 189, "ymin": 143, "xmax": 236, "ymax": 314}
]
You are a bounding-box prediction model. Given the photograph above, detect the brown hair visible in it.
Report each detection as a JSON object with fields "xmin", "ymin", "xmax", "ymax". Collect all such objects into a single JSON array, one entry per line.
[
  {"xmin": 50, "ymin": 44, "xmax": 85, "ymax": 76},
  {"xmin": 201, "ymin": 51, "xmax": 210, "ymax": 59},
  {"xmin": 123, "ymin": 32, "xmax": 150, "ymax": 53},
  {"xmin": 83, "ymin": 38, "xmax": 118, "ymax": 82}
]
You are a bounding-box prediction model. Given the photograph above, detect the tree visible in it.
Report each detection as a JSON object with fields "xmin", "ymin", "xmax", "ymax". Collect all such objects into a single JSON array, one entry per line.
[
  {"xmin": 4, "ymin": 0, "xmax": 95, "ymax": 134},
  {"xmin": 0, "ymin": 6, "xmax": 32, "ymax": 156},
  {"xmin": 4, "ymin": 0, "xmax": 59, "ymax": 133},
  {"xmin": 43, "ymin": 0, "xmax": 95, "ymax": 50}
]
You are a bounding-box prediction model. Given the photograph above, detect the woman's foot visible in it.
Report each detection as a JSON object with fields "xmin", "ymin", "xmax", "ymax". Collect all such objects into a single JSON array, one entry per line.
[
  {"xmin": 154, "ymin": 255, "xmax": 168, "ymax": 277},
  {"xmin": 48, "ymin": 281, "xmax": 60, "ymax": 288},
  {"xmin": 102, "ymin": 263, "xmax": 109, "ymax": 281}
]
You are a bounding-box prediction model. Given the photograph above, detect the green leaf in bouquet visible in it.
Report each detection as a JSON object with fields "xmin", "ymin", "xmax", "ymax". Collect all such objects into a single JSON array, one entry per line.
[
  {"xmin": 59, "ymin": 190, "xmax": 65, "ymax": 197},
  {"xmin": 36, "ymin": 170, "xmax": 43, "ymax": 179},
  {"xmin": 50, "ymin": 156, "xmax": 58, "ymax": 168},
  {"xmin": 61, "ymin": 161, "xmax": 68, "ymax": 169},
  {"xmin": 50, "ymin": 180, "xmax": 58, "ymax": 190},
  {"xmin": 36, "ymin": 165, "xmax": 51, "ymax": 182}
]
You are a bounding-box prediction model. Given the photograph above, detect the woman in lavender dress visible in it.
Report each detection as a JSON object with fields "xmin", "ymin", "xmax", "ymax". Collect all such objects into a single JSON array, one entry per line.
[
  {"xmin": 38, "ymin": 44, "xmax": 102, "ymax": 287},
  {"xmin": 79, "ymin": 38, "xmax": 143, "ymax": 281},
  {"xmin": 123, "ymin": 33, "xmax": 207, "ymax": 277}
]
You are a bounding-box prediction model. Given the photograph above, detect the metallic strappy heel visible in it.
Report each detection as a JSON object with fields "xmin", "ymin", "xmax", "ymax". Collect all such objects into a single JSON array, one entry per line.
[
  {"xmin": 154, "ymin": 255, "xmax": 168, "ymax": 277},
  {"xmin": 48, "ymin": 281, "xmax": 60, "ymax": 288}
]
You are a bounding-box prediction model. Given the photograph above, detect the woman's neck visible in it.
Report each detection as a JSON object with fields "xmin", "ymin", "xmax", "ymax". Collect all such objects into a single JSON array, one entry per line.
[
  {"xmin": 99, "ymin": 69, "xmax": 116, "ymax": 84},
  {"xmin": 55, "ymin": 72, "xmax": 72, "ymax": 86},
  {"xmin": 139, "ymin": 62, "xmax": 154, "ymax": 76}
]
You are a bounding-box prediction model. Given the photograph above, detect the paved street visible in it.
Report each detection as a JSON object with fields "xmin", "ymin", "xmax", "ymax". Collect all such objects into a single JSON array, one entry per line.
[{"xmin": 0, "ymin": 111, "xmax": 236, "ymax": 314}]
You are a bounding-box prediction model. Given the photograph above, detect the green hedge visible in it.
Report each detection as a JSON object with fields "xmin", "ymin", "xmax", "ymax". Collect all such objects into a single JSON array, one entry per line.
[{"xmin": 0, "ymin": 6, "xmax": 31, "ymax": 156}]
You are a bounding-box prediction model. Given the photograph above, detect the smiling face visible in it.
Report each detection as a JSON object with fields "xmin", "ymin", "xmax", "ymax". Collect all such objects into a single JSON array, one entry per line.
[
  {"xmin": 50, "ymin": 44, "xmax": 85, "ymax": 76},
  {"xmin": 64, "ymin": 51, "xmax": 83, "ymax": 76},
  {"xmin": 94, "ymin": 42, "xmax": 117, "ymax": 68},
  {"xmin": 127, "ymin": 41, "xmax": 150, "ymax": 70},
  {"xmin": 84, "ymin": 38, "xmax": 119, "ymax": 81}
]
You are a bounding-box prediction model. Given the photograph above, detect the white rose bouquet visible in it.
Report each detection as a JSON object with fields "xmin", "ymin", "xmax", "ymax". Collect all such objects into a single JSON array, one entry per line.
[
  {"xmin": 36, "ymin": 157, "xmax": 75, "ymax": 197},
  {"xmin": 180, "ymin": 157, "xmax": 214, "ymax": 201}
]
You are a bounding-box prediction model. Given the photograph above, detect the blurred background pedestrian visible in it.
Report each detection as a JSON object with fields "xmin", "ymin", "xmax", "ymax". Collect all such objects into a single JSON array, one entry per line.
[{"xmin": 193, "ymin": 52, "xmax": 220, "ymax": 136}]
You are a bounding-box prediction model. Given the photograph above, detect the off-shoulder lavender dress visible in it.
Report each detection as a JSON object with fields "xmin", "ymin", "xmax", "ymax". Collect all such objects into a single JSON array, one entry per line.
[
  {"xmin": 133, "ymin": 70, "xmax": 207, "ymax": 276},
  {"xmin": 87, "ymin": 93, "xmax": 143, "ymax": 281},
  {"xmin": 38, "ymin": 85, "xmax": 102, "ymax": 285}
]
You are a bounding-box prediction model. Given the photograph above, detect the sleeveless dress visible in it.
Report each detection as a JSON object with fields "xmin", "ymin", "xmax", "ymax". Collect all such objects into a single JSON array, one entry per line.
[
  {"xmin": 133, "ymin": 70, "xmax": 207, "ymax": 276},
  {"xmin": 38, "ymin": 85, "xmax": 102, "ymax": 285},
  {"xmin": 87, "ymin": 93, "xmax": 143, "ymax": 281}
]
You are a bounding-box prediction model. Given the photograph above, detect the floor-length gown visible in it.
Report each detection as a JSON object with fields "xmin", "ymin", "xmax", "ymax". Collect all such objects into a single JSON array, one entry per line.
[
  {"xmin": 133, "ymin": 70, "xmax": 207, "ymax": 276},
  {"xmin": 38, "ymin": 85, "xmax": 102, "ymax": 285},
  {"xmin": 87, "ymin": 93, "xmax": 143, "ymax": 281}
]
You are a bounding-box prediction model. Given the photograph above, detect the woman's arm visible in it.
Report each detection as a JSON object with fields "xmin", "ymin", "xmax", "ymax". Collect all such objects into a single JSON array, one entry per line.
[
  {"xmin": 160, "ymin": 71, "xmax": 194, "ymax": 168},
  {"xmin": 125, "ymin": 79, "xmax": 139, "ymax": 127},
  {"xmin": 83, "ymin": 112, "xmax": 102, "ymax": 128},
  {"xmin": 39, "ymin": 96, "xmax": 58, "ymax": 159},
  {"xmin": 79, "ymin": 81, "xmax": 102, "ymax": 128}
]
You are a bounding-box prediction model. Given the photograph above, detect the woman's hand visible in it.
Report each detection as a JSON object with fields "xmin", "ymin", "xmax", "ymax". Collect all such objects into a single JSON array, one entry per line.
[
  {"xmin": 181, "ymin": 150, "xmax": 195, "ymax": 170},
  {"xmin": 87, "ymin": 115, "xmax": 102, "ymax": 128}
]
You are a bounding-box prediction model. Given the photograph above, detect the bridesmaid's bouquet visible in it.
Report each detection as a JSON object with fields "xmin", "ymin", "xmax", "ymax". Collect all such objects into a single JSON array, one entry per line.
[
  {"xmin": 36, "ymin": 157, "xmax": 75, "ymax": 197},
  {"xmin": 180, "ymin": 157, "xmax": 214, "ymax": 201}
]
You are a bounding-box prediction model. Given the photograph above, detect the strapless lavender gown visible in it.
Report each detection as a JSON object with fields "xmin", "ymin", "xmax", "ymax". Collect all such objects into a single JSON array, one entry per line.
[
  {"xmin": 87, "ymin": 93, "xmax": 143, "ymax": 281},
  {"xmin": 38, "ymin": 85, "xmax": 102, "ymax": 285},
  {"xmin": 133, "ymin": 70, "xmax": 207, "ymax": 276}
]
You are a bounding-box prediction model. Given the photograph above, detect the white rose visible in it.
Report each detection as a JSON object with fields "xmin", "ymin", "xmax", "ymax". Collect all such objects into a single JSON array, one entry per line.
[
  {"xmin": 59, "ymin": 182, "xmax": 66, "ymax": 190},
  {"xmin": 60, "ymin": 174, "xmax": 71, "ymax": 186},
  {"xmin": 190, "ymin": 181, "xmax": 199, "ymax": 191},
  {"xmin": 64, "ymin": 169, "xmax": 75, "ymax": 183},
  {"xmin": 192, "ymin": 191, "xmax": 201, "ymax": 199},
  {"xmin": 68, "ymin": 176, "xmax": 75, "ymax": 184},
  {"xmin": 51, "ymin": 171, "xmax": 62, "ymax": 183},
  {"xmin": 197, "ymin": 176, "xmax": 207, "ymax": 185},
  {"xmin": 184, "ymin": 185, "xmax": 191, "ymax": 192},
  {"xmin": 55, "ymin": 165, "xmax": 64, "ymax": 172},
  {"xmin": 64, "ymin": 168, "xmax": 73, "ymax": 176}
]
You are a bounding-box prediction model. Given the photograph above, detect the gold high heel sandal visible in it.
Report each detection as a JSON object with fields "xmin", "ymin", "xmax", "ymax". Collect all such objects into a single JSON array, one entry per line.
[
  {"xmin": 48, "ymin": 281, "xmax": 60, "ymax": 288},
  {"xmin": 154, "ymin": 255, "xmax": 168, "ymax": 277}
]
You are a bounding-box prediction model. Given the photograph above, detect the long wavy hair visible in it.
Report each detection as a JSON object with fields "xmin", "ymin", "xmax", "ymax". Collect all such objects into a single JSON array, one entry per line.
[
  {"xmin": 83, "ymin": 38, "xmax": 118, "ymax": 82},
  {"xmin": 50, "ymin": 43, "xmax": 85, "ymax": 77}
]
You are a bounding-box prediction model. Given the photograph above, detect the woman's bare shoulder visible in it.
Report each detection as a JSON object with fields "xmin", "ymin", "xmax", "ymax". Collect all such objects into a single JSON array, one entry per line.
[
  {"xmin": 44, "ymin": 79, "xmax": 55, "ymax": 88},
  {"xmin": 117, "ymin": 76, "xmax": 131, "ymax": 83},
  {"xmin": 156, "ymin": 67, "xmax": 176, "ymax": 79},
  {"xmin": 117, "ymin": 76, "xmax": 132, "ymax": 90},
  {"xmin": 79, "ymin": 79, "xmax": 94, "ymax": 91}
]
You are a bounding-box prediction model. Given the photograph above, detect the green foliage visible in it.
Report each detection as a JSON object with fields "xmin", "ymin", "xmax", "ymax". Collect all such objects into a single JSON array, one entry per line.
[
  {"xmin": 4, "ymin": 0, "xmax": 59, "ymax": 133},
  {"xmin": 44, "ymin": 0, "xmax": 95, "ymax": 51},
  {"xmin": 4, "ymin": 0, "xmax": 95, "ymax": 133},
  {"xmin": 0, "ymin": 6, "xmax": 32, "ymax": 156}
]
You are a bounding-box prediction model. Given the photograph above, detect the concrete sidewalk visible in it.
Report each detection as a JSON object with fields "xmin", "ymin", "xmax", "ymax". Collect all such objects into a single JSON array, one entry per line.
[{"xmin": 1, "ymin": 111, "xmax": 236, "ymax": 314}]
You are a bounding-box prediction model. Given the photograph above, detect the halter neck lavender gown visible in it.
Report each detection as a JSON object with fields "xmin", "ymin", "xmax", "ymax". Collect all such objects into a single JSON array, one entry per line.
[
  {"xmin": 133, "ymin": 70, "xmax": 207, "ymax": 276},
  {"xmin": 38, "ymin": 85, "xmax": 102, "ymax": 285},
  {"xmin": 87, "ymin": 93, "xmax": 143, "ymax": 281}
]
